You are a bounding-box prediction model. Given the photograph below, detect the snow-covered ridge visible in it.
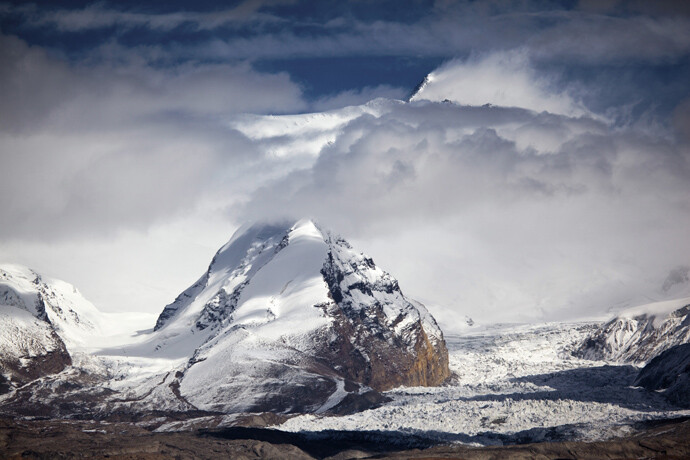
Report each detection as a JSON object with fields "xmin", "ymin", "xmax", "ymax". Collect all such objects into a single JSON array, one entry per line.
[
  {"xmin": 0, "ymin": 264, "xmax": 103, "ymax": 350},
  {"xmin": 407, "ymin": 74, "xmax": 433, "ymax": 102},
  {"xmin": 575, "ymin": 297, "xmax": 690, "ymax": 363},
  {"xmin": 0, "ymin": 264, "xmax": 104, "ymax": 388}
]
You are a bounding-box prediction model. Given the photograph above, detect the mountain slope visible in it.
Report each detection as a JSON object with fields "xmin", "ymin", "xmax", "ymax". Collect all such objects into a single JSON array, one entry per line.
[
  {"xmin": 153, "ymin": 219, "xmax": 450, "ymax": 414},
  {"xmin": 575, "ymin": 297, "xmax": 690, "ymax": 363},
  {"xmin": 0, "ymin": 264, "xmax": 103, "ymax": 389}
]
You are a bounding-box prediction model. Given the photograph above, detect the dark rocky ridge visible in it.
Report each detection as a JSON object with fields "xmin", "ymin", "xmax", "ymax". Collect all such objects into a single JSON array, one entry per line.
[
  {"xmin": 0, "ymin": 335, "xmax": 71, "ymax": 390},
  {"xmin": 319, "ymin": 239, "xmax": 449, "ymax": 390},
  {"xmin": 635, "ymin": 343, "xmax": 690, "ymax": 408}
]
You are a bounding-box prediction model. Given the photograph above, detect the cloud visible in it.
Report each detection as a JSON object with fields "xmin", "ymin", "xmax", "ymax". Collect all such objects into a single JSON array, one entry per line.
[
  {"xmin": 235, "ymin": 92, "xmax": 690, "ymax": 325},
  {"xmin": 5, "ymin": 0, "xmax": 292, "ymax": 32},
  {"xmin": 529, "ymin": 13, "xmax": 690, "ymax": 63},
  {"xmin": 0, "ymin": 34, "xmax": 305, "ymax": 133},
  {"xmin": 1, "ymin": 3, "xmax": 689, "ymax": 326},
  {"xmin": 310, "ymin": 85, "xmax": 407, "ymax": 112},
  {"xmin": 0, "ymin": 32, "xmax": 308, "ymax": 241},
  {"xmin": 166, "ymin": 9, "xmax": 690, "ymax": 65},
  {"xmin": 410, "ymin": 51, "xmax": 590, "ymax": 117},
  {"xmin": 5, "ymin": 1, "xmax": 690, "ymax": 66}
]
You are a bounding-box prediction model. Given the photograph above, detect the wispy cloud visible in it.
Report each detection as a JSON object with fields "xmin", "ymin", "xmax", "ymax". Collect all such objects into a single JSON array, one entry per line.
[
  {"xmin": 4, "ymin": 0, "xmax": 292, "ymax": 32},
  {"xmin": 411, "ymin": 51, "xmax": 590, "ymax": 117},
  {"xmin": 4, "ymin": 1, "xmax": 690, "ymax": 64}
]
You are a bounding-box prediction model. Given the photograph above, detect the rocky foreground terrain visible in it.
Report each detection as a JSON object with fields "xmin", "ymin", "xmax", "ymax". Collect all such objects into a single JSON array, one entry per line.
[{"xmin": 2, "ymin": 416, "xmax": 690, "ymax": 459}]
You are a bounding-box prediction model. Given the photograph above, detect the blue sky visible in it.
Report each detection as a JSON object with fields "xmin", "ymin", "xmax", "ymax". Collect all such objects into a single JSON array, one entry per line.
[{"xmin": 1, "ymin": 1, "xmax": 689, "ymax": 326}]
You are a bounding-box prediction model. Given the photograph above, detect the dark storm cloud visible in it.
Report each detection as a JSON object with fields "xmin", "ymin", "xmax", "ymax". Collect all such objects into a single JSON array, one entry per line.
[
  {"xmin": 3, "ymin": 0, "xmax": 689, "ymax": 125},
  {"xmin": 4, "ymin": 1, "xmax": 690, "ymax": 64}
]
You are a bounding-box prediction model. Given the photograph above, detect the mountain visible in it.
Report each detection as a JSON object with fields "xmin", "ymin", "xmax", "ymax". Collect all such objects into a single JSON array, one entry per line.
[
  {"xmin": 635, "ymin": 343, "xmax": 690, "ymax": 408},
  {"xmin": 407, "ymin": 75, "xmax": 432, "ymax": 102},
  {"xmin": 574, "ymin": 297, "xmax": 690, "ymax": 363},
  {"xmin": 151, "ymin": 219, "xmax": 449, "ymax": 414},
  {"xmin": 0, "ymin": 220, "xmax": 449, "ymax": 418},
  {"xmin": 0, "ymin": 264, "xmax": 102, "ymax": 390}
]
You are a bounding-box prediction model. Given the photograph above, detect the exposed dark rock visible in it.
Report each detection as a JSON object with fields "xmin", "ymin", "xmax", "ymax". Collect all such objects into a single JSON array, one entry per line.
[
  {"xmin": 3, "ymin": 416, "xmax": 690, "ymax": 460},
  {"xmin": 635, "ymin": 343, "xmax": 690, "ymax": 408},
  {"xmin": 319, "ymin": 238, "xmax": 450, "ymax": 391},
  {"xmin": 154, "ymin": 276, "xmax": 208, "ymax": 331},
  {"xmin": 0, "ymin": 330, "xmax": 71, "ymax": 388},
  {"xmin": 0, "ymin": 375, "xmax": 11, "ymax": 395},
  {"xmin": 328, "ymin": 390, "xmax": 391, "ymax": 415}
]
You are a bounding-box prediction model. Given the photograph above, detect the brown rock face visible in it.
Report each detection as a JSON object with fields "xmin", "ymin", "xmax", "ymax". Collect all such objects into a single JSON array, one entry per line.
[
  {"xmin": 315, "ymin": 300, "xmax": 450, "ymax": 392},
  {"xmin": 0, "ymin": 329, "xmax": 72, "ymax": 390},
  {"xmin": 318, "ymin": 236, "xmax": 450, "ymax": 391}
]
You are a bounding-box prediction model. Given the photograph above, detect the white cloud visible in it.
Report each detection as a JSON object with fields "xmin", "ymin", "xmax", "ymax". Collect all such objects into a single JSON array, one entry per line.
[
  {"xmin": 236, "ymin": 95, "xmax": 690, "ymax": 327},
  {"xmin": 0, "ymin": 31, "xmax": 314, "ymax": 314},
  {"xmin": 0, "ymin": 34, "xmax": 305, "ymax": 133},
  {"xmin": 310, "ymin": 85, "xmax": 408, "ymax": 112},
  {"xmin": 411, "ymin": 51, "xmax": 589, "ymax": 117},
  {"xmin": 0, "ymin": 32, "xmax": 308, "ymax": 239}
]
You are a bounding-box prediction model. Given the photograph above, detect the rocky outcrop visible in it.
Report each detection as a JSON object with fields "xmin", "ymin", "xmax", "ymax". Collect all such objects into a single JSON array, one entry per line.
[{"xmin": 318, "ymin": 233, "xmax": 449, "ymax": 390}]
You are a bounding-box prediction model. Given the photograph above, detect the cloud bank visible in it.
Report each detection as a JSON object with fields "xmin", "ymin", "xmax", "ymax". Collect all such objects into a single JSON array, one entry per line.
[
  {"xmin": 1, "ymin": 2, "xmax": 689, "ymax": 329},
  {"xmin": 235, "ymin": 60, "xmax": 690, "ymax": 326}
]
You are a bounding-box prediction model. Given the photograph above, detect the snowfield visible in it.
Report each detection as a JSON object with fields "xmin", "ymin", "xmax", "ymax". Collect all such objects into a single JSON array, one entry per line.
[{"xmin": 275, "ymin": 322, "xmax": 690, "ymax": 445}]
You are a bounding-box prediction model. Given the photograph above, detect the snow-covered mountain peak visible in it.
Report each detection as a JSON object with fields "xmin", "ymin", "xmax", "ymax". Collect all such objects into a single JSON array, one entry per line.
[
  {"xmin": 153, "ymin": 219, "xmax": 326, "ymax": 334},
  {"xmin": 148, "ymin": 219, "xmax": 449, "ymax": 413},
  {"xmin": 1, "ymin": 264, "xmax": 45, "ymax": 318},
  {"xmin": 1, "ymin": 263, "xmax": 109, "ymax": 389},
  {"xmin": 617, "ymin": 296, "xmax": 690, "ymax": 328},
  {"xmin": 1, "ymin": 222, "xmax": 449, "ymax": 416},
  {"xmin": 0, "ymin": 263, "xmax": 103, "ymax": 348},
  {"xmin": 576, "ymin": 296, "xmax": 690, "ymax": 363}
]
